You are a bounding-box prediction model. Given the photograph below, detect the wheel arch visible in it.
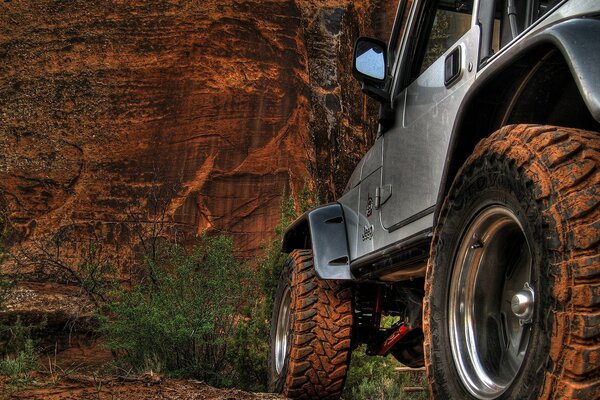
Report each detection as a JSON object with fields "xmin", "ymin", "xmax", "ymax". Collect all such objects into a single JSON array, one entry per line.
[
  {"xmin": 435, "ymin": 18, "xmax": 600, "ymax": 223},
  {"xmin": 281, "ymin": 214, "xmax": 310, "ymax": 253},
  {"xmin": 281, "ymin": 203, "xmax": 352, "ymax": 280}
]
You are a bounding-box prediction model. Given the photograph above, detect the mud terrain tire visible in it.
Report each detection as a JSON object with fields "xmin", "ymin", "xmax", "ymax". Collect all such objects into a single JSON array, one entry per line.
[
  {"xmin": 424, "ymin": 125, "xmax": 599, "ymax": 399},
  {"xmin": 268, "ymin": 249, "xmax": 353, "ymax": 399}
]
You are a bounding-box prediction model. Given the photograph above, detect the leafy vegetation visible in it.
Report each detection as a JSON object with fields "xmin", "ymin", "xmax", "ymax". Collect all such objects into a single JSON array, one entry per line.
[
  {"xmin": 228, "ymin": 183, "xmax": 316, "ymax": 391},
  {"xmin": 343, "ymin": 346, "xmax": 429, "ymax": 399},
  {"xmin": 0, "ymin": 314, "xmax": 40, "ymax": 386},
  {"xmin": 0, "ymin": 337, "xmax": 37, "ymax": 385},
  {"xmin": 0, "ymin": 229, "xmax": 40, "ymax": 386},
  {"xmin": 98, "ymin": 184, "xmax": 316, "ymax": 391},
  {"xmin": 343, "ymin": 346, "xmax": 406, "ymax": 399},
  {"xmin": 0, "ymin": 182, "xmax": 429, "ymax": 398},
  {"xmin": 98, "ymin": 235, "xmax": 257, "ymax": 386}
]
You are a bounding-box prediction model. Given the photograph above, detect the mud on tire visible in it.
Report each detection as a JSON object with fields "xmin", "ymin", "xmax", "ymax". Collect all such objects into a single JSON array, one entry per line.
[
  {"xmin": 424, "ymin": 125, "xmax": 599, "ymax": 399},
  {"xmin": 268, "ymin": 249, "xmax": 353, "ymax": 399}
]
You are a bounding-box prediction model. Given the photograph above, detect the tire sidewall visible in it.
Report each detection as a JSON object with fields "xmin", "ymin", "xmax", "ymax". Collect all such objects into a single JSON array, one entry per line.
[
  {"xmin": 427, "ymin": 158, "xmax": 553, "ymax": 399},
  {"xmin": 268, "ymin": 258, "xmax": 293, "ymax": 392}
]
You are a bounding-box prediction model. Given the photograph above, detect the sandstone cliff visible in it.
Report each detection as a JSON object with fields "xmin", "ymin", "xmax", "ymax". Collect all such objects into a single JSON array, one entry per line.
[
  {"xmin": 0, "ymin": 0, "xmax": 397, "ymax": 340},
  {"xmin": 1, "ymin": 0, "xmax": 398, "ymax": 257}
]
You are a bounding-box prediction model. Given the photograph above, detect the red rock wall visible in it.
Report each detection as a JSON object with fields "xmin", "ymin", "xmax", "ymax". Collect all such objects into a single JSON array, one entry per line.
[
  {"xmin": 298, "ymin": 0, "xmax": 399, "ymax": 201},
  {"xmin": 0, "ymin": 0, "xmax": 397, "ymax": 268}
]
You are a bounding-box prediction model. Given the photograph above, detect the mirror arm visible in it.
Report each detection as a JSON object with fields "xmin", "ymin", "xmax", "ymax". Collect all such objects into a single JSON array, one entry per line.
[
  {"xmin": 361, "ymin": 82, "xmax": 389, "ymax": 103},
  {"xmin": 378, "ymin": 102, "xmax": 395, "ymax": 135}
]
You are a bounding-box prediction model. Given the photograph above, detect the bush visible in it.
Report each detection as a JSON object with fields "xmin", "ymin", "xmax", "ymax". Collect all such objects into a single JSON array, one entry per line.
[
  {"xmin": 98, "ymin": 184, "xmax": 316, "ymax": 390},
  {"xmin": 99, "ymin": 235, "xmax": 258, "ymax": 386},
  {"xmin": 228, "ymin": 296, "xmax": 269, "ymax": 391},
  {"xmin": 0, "ymin": 339, "xmax": 36, "ymax": 378},
  {"xmin": 228, "ymin": 183, "xmax": 316, "ymax": 391},
  {"xmin": 226, "ymin": 241, "xmax": 279, "ymax": 391},
  {"xmin": 0, "ymin": 316, "xmax": 41, "ymax": 387},
  {"xmin": 0, "ymin": 227, "xmax": 41, "ymax": 384},
  {"xmin": 343, "ymin": 346, "xmax": 407, "ymax": 400}
]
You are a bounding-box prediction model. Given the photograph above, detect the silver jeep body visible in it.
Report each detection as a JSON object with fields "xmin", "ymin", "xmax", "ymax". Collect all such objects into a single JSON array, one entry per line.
[{"xmin": 282, "ymin": 0, "xmax": 600, "ymax": 281}]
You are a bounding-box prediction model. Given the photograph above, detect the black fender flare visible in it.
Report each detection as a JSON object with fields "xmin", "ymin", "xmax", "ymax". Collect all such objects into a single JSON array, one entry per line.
[
  {"xmin": 281, "ymin": 203, "xmax": 352, "ymax": 280},
  {"xmin": 531, "ymin": 18, "xmax": 600, "ymax": 121}
]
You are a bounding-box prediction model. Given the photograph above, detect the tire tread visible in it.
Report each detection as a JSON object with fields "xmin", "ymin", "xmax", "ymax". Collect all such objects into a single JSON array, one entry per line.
[
  {"xmin": 424, "ymin": 125, "xmax": 600, "ymax": 399},
  {"xmin": 283, "ymin": 249, "xmax": 353, "ymax": 399}
]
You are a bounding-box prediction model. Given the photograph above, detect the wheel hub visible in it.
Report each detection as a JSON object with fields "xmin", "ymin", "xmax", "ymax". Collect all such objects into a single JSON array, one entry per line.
[
  {"xmin": 449, "ymin": 206, "xmax": 535, "ymax": 399},
  {"xmin": 511, "ymin": 283, "xmax": 535, "ymax": 324}
]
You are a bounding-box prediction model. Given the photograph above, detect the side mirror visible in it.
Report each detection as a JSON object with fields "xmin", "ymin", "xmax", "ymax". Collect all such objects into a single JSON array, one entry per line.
[{"xmin": 352, "ymin": 37, "xmax": 388, "ymax": 102}]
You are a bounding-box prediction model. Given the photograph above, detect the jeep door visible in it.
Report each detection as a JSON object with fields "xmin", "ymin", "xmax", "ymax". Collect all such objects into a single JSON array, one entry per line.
[{"xmin": 380, "ymin": 0, "xmax": 479, "ymax": 241}]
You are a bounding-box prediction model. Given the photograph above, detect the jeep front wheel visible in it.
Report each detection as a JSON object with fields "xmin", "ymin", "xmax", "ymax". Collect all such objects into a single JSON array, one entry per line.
[
  {"xmin": 268, "ymin": 249, "xmax": 353, "ymax": 399},
  {"xmin": 424, "ymin": 125, "xmax": 599, "ymax": 399}
]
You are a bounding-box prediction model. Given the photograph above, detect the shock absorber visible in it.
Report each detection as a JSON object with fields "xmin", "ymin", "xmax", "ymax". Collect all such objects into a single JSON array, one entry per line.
[{"xmin": 373, "ymin": 286, "xmax": 383, "ymax": 329}]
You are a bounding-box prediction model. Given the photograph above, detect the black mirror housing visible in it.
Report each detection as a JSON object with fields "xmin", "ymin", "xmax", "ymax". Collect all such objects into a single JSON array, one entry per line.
[{"xmin": 352, "ymin": 37, "xmax": 388, "ymax": 102}]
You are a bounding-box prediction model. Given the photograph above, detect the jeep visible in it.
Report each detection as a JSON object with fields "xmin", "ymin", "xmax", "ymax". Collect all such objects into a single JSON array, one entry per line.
[{"xmin": 268, "ymin": 1, "xmax": 600, "ymax": 399}]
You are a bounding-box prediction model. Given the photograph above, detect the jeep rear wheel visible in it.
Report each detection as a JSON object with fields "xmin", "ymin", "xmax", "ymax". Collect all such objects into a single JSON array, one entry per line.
[
  {"xmin": 424, "ymin": 125, "xmax": 600, "ymax": 399},
  {"xmin": 268, "ymin": 249, "xmax": 353, "ymax": 399}
]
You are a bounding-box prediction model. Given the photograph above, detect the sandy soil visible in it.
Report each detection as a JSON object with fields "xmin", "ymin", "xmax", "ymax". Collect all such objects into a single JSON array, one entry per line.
[{"xmin": 1, "ymin": 374, "xmax": 285, "ymax": 400}]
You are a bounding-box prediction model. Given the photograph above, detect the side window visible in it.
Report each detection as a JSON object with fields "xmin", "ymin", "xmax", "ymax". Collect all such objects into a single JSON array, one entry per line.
[
  {"xmin": 491, "ymin": 0, "xmax": 563, "ymax": 54},
  {"xmin": 389, "ymin": 0, "xmax": 414, "ymax": 71},
  {"xmin": 417, "ymin": 1, "xmax": 474, "ymax": 76},
  {"xmin": 534, "ymin": 0, "xmax": 562, "ymax": 20}
]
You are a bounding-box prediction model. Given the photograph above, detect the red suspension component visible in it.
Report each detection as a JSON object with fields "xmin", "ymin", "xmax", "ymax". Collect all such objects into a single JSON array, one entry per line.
[
  {"xmin": 375, "ymin": 324, "xmax": 412, "ymax": 356},
  {"xmin": 370, "ymin": 286, "xmax": 413, "ymax": 356}
]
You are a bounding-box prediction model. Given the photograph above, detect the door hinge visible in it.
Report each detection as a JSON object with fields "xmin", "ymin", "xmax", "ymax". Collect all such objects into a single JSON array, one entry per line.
[{"xmin": 375, "ymin": 184, "xmax": 392, "ymax": 209}]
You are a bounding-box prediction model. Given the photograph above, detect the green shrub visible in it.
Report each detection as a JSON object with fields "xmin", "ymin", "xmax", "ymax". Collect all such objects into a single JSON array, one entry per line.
[
  {"xmin": 267, "ymin": 183, "xmax": 315, "ymax": 309},
  {"xmin": 349, "ymin": 376, "xmax": 405, "ymax": 400},
  {"xmin": 229, "ymin": 183, "xmax": 316, "ymax": 391},
  {"xmin": 0, "ymin": 339, "xmax": 36, "ymax": 378},
  {"xmin": 99, "ymin": 235, "xmax": 257, "ymax": 386},
  {"xmin": 228, "ymin": 297, "xmax": 269, "ymax": 391},
  {"xmin": 0, "ymin": 317, "xmax": 40, "ymax": 386},
  {"xmin": 343, "ymin": 346, "xmax": 407, "ymax": 400},
  {"xmin": 76, "ymin": 240, "xmax": 116, "ymax": 305},
  {"xmin": 222, "ymin": 219, "xmax": 299, "ymax": 391},
  {"xmin": 0, "ymin": 316, "xmax": 43, "ymax": 357},
  {"xmin": 99, "ymin": 184, "xmax": 316, "ymax": 390}
]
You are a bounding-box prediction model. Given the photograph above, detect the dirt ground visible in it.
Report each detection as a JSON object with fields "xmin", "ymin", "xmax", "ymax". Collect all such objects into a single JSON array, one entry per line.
[{"xmin": 1, "ymin": 374, "xmax": 285, "ymax": 400}]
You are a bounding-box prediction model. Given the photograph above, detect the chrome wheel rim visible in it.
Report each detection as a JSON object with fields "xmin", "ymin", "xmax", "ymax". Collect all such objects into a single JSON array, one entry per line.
[
  {"xmin": 449, "ymin": 206, "xmax": 535, "ymax": 399},
  {"xmin": 275, "ymin": 286, "xmax": 292, "ymax": 375}
]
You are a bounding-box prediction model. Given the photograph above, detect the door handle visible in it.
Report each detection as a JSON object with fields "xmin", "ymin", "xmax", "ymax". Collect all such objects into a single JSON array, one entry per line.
[{"xmin": 444, "ymin": 46, "xmax": 461, "ymax": 86}]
